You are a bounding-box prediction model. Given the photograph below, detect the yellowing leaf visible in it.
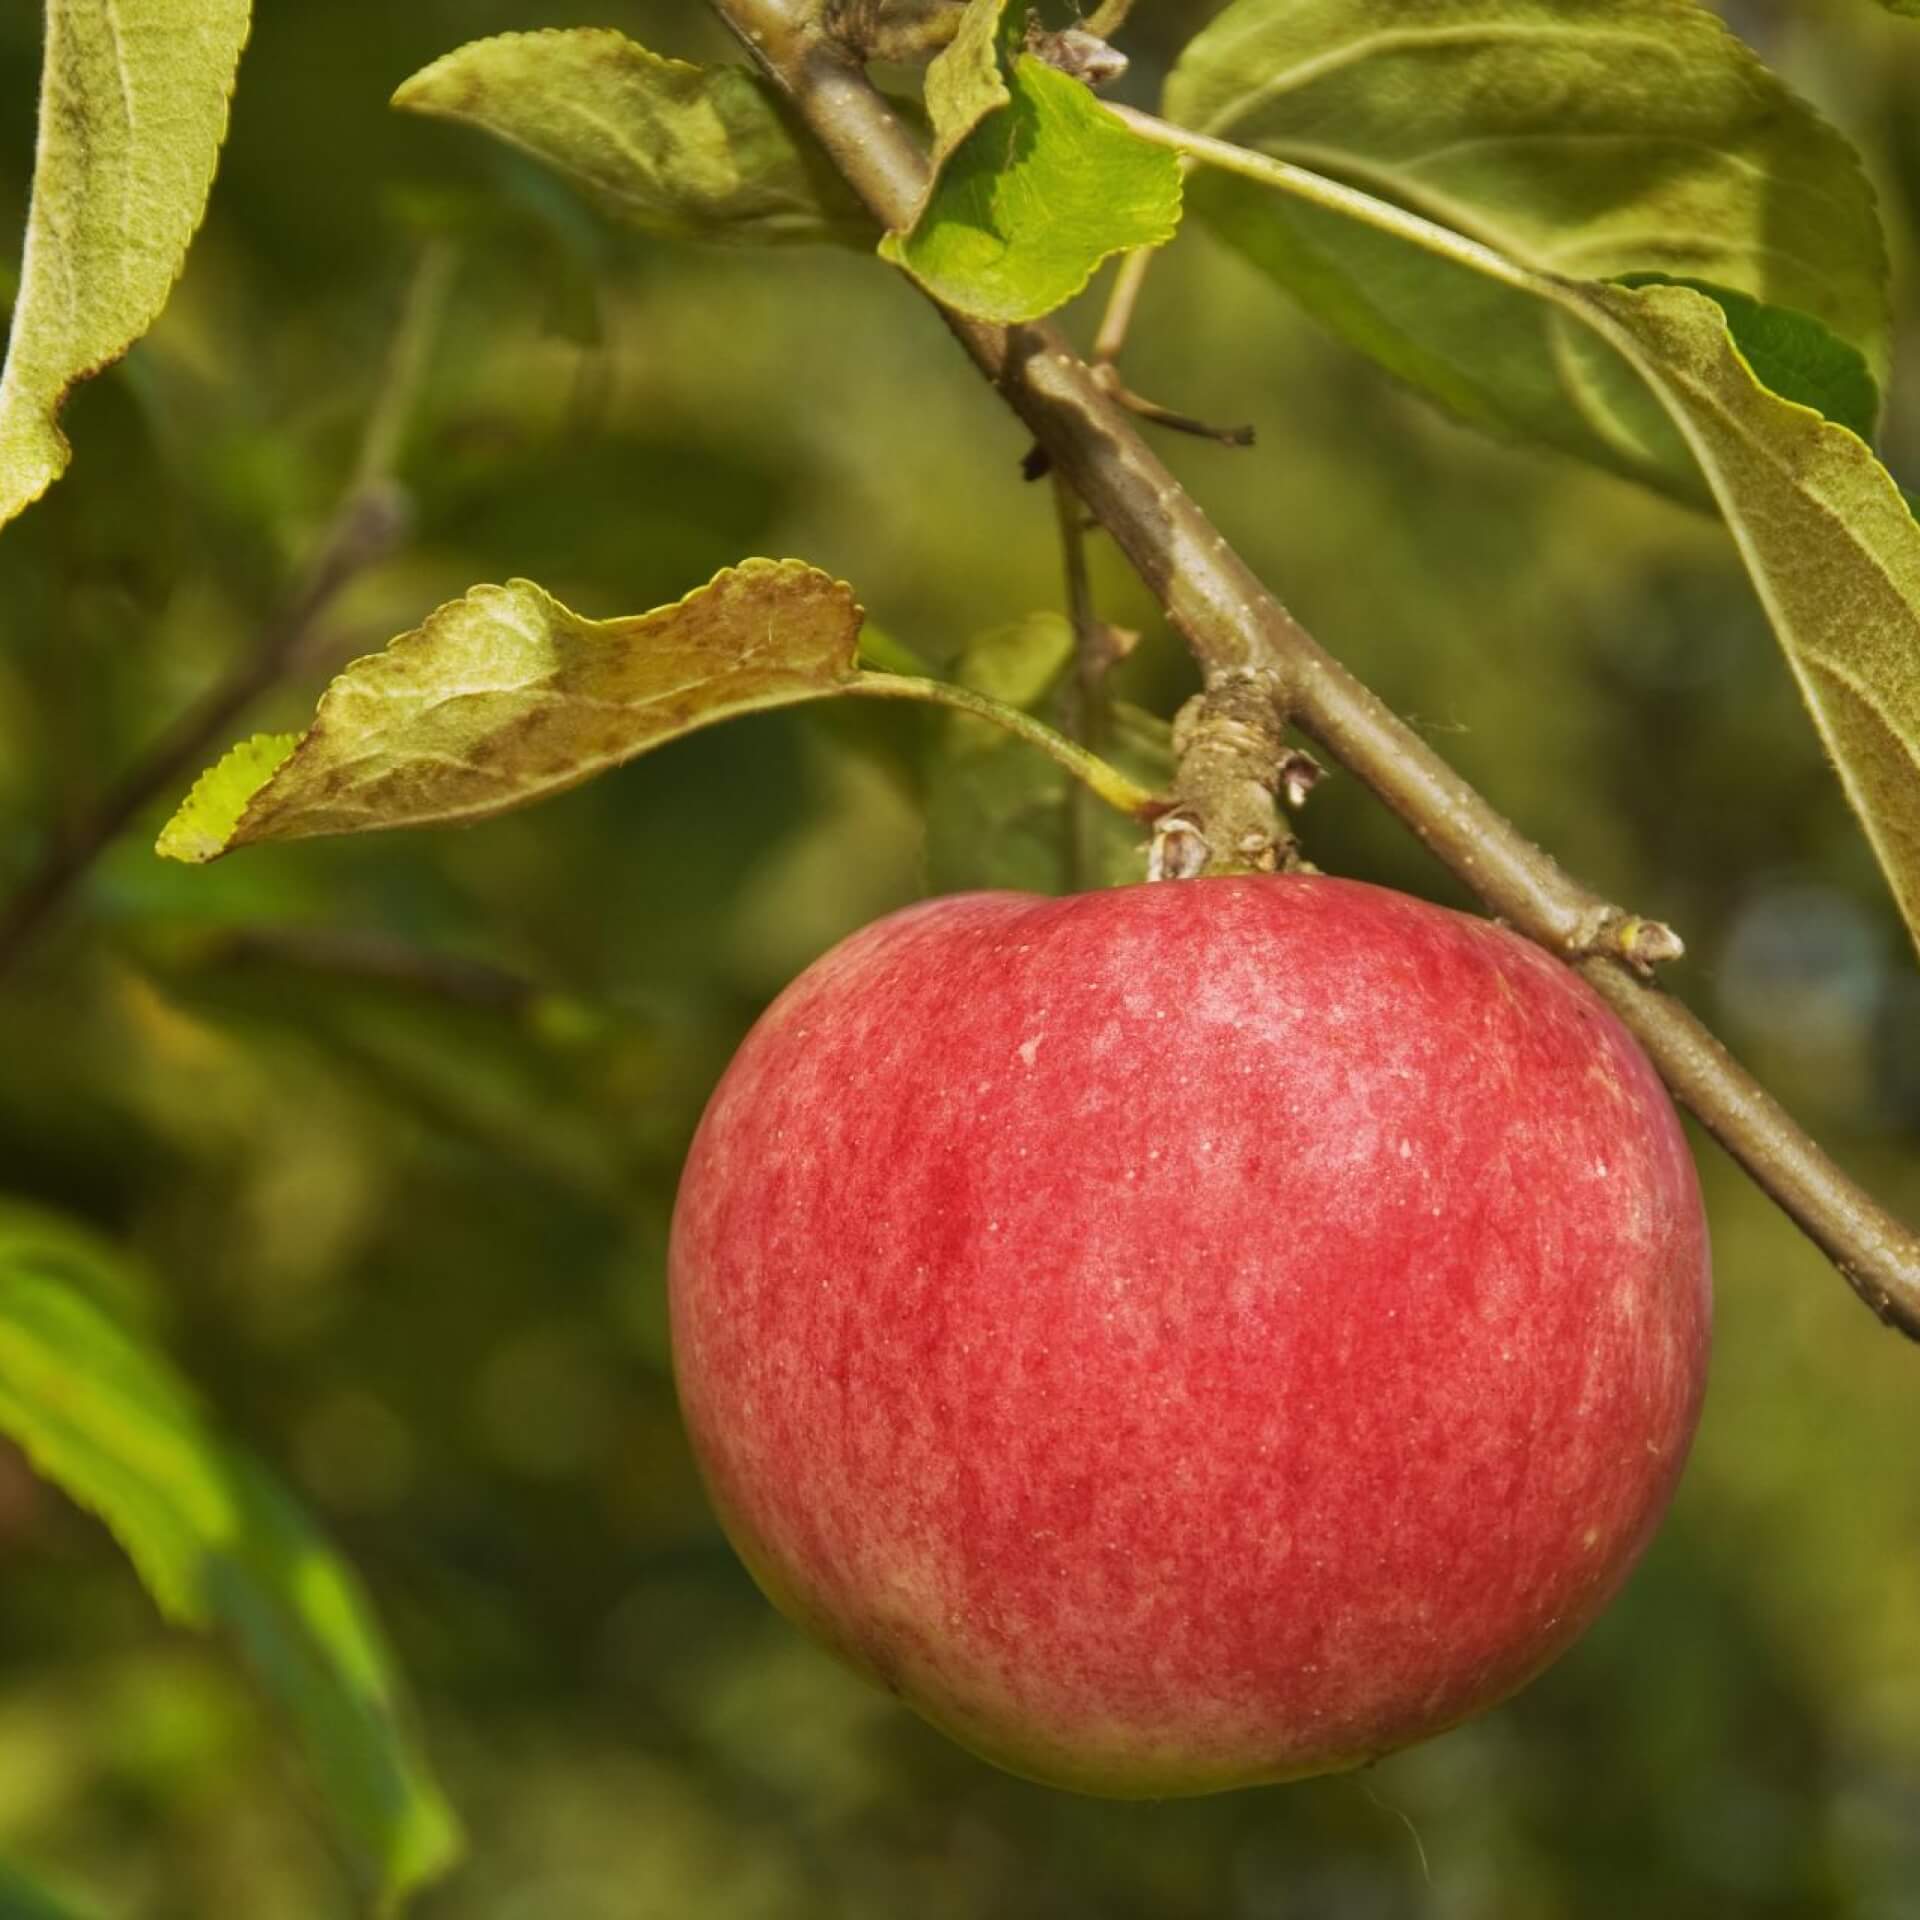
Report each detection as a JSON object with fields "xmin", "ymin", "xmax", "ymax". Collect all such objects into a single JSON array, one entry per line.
[
  {"xmin": 922, "ymin": 0, "xmax": 1018, "ymax": 162},
  {"xmin": 1588, "ymin": 281, "xmax": 1920, "ymax": 955},
  {"xmin": 0, "ymin": 0, "xmax": 252, "ymax": 526},
  {"xmin": 157, "ymin": 561, "xmax": 866, "ymax": 862},
  {"xmin": 393, "ymin": 30, "xmax": 871, "ymax": 247},
  {"xmin": 1613, "ymin": 275, "xmax": 1881, "ymax": 446}
]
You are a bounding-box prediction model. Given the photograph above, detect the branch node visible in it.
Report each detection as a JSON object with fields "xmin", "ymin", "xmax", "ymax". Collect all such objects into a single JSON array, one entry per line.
[
  {"xmin": 1024, "ymin": 17, "xmax": 1128, "ymax": 89},
  {"xmin": 824, "ymin": 0, "xmax": 965, "ymax": 64},
  {"xmin": 1158, "ymin": 670, "xmax": 1295, "ymax": 878},
  {"xmin": 1569, "ymin": 907, "xmax": 1687, "ymax": 977},
  {"xmin": 1279, "ymin": 748, "xmax": 1324, "ymax": 810}
]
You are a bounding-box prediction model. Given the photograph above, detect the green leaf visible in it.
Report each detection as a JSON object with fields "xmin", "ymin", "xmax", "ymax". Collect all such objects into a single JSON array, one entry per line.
[
  {"xmin": 1585, "ymin": 280, "xmax": 1920, "ymax": 957},
  {"xmin": 1614, "ymin": 276, "xmax": 1880, "ymax": 444},
  {"xmin": 0, "ymin": 1199, "xmax": 160, "ymax": 1329},
  {"xmin": 393, "ymin": 31, "xmax": 871, "ymax": 247},
  {"xmin": 0, "ymin": 0, "xmax": 252, "ymax": 526},
  {"xmin": 1163, "ymin": 0, "xmax": 1889, "ymax": 496},
  {"xmin": 0, "ymin": 1257, "xmax": 461, "ymax": 1912},
  {"xmin": 880, "ymin": 0, "xmax": 1182, "ymax": 323},
  {"xmin": 159, "ymin": 562, "xmax": 869, "ymax": 862}
]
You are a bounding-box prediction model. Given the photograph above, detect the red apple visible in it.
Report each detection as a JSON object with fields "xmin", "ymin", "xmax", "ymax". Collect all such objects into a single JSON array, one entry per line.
[{"xmin": 669, "ymin": 876, "xmax": 1711, "ymax": 1795}]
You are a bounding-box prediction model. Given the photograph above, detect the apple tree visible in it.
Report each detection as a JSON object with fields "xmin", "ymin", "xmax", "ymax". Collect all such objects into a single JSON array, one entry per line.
[{"xmin": 1, "ymin": 0, "xmax": 1919, "ymax": 1912}]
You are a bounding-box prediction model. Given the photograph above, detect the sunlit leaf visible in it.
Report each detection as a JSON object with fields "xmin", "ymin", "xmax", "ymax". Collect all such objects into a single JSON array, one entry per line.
[
  {"xmin": 0, "ymin": 1198, "xmax": 160, "ymax": 1328},
  {"xmin": 1164, "ymin": 0, "xmax": 1889, "ymax": 496},
  {"xmin": 0, "ymin": 1258, "xmax": 461, "ymax": 1912},
  {"xmin": 157, "ymin": 560, "xmax": 1156, "ymax": 865},
  {"xmin": 156, "ymin": 733, "xmax": 298, "ymax": 867},
  {"xmin": 0, "ymin": 0, "xmax": 252, "ymax": 526},
  {"xmin": 393, "ymin": 30, "xmax": 871, "ymax": 247},
  {"xmin": 158, "ymin": 562, "xmax": 867, "ymax": 862},
  {"xmin": 880, "ymin": 0, "xmax": 1182, "ymax": 322}
]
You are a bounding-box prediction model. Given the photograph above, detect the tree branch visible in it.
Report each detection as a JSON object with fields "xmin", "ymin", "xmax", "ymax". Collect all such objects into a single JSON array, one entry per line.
[
  {"xmin": 0, "ymin": 243, "xmax": 455, "ymax": 982},
  {"xmin": 708, "ymin": 0, "xmax": 1920, "ymax": 1340},
  {"xmin": 190, "ymin": 924, "xmax": 545, "ymax": 1016},
  {"xmin": 0, "ymin": 485, "xmax": 406, "ymax": 979}
]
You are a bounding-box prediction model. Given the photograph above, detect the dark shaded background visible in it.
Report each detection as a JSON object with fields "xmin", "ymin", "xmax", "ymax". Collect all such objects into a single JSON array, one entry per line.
[{"xmin": 2, "ymin": 2, "xmax": 1920, "ymax": 1914}]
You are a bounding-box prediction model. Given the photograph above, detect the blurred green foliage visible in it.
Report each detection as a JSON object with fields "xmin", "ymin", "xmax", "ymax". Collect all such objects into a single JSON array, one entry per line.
[{"xmin": 2, "ymin": 1, "xmax": 1920, "ymax": 1914}]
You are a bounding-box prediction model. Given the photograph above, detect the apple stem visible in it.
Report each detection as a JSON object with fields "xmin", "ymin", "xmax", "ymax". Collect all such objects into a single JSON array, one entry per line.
[
  {"xmin": 1156, "ymin": 671, "xmax": 1309, "ymax": 879},
  {"xmin": 1084, "ymin": 252, "xmax": 1289, "ymax": 880},
  {"xmin": 709, "ymin": 0, "xmax": 1920, "ymax": 1343}
]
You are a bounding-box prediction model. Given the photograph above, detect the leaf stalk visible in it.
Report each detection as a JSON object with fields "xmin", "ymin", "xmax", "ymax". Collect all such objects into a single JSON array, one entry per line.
[{"xmin": 849, "ymin": 671, "xmax": 1163, "ymax": 820}]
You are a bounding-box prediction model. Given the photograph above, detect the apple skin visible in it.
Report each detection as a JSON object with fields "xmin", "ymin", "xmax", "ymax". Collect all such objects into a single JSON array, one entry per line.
[{"xmin": 668, "ymin": 876, "xmax": 1711, "ymax": 1795}]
